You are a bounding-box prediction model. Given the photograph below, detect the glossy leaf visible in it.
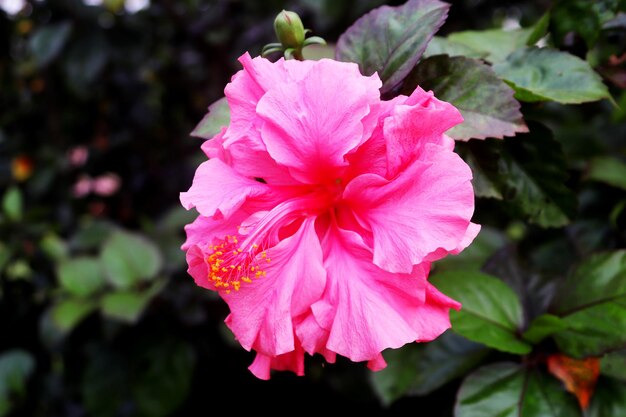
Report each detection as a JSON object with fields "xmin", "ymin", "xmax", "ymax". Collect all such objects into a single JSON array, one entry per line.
[
  {"xmin": 554, "ymin": 250, "xmax": 626, "ymax": 357},
  {"xmin": 335, "ymin": 0, "xmax": 449, "ymax": 93},
  {"xmin": 455, "ymin": 362, "xmax": 581, "ymax": 417},
  {"xmin": 430, "ymin": 271, "xmax": 531, "ymax": 354},
  {"xmin": 493, "ymin": 47, "xmax": 611, "ymax": 104},
  {"xmin": 56, "ymin": 257, "xmax": 106, "ymax": 298},
  {"xmin": 523, "ymin": 314, "xmax": 567, "ymax": 344},
  {"xmin": 100, "ymin": 230, "xmax": 163, "ymax": 289},
  {"xmin": 404, "ymin": 55, "xmax": 527, "ymax": 140},
  {"xmin": 370, "ymin": 331, "xmax": 489, "ymax": 405},
  {"xmin": 190, "ymin": 97, "xmax": 230, "ymax": 139}
]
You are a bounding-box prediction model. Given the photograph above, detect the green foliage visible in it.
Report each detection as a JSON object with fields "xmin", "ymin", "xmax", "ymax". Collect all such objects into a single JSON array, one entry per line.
[
  {"xmin": 587, "ymin": 156, "xmax": 626, "ymax": 190},
  {"xmin": 29, "ymin": 21, "xmax": 72, "ymax": 67},
  {"xmin": 447, "ymin": 28, "xmax": 535, "ymax": 63},
  {"xmin": 57, "ymin": 257, "xmax": 106, "ymax": 298},
  {"xmin": 0, "ymin": 350, "xmax": 35, "ymax": 417},
  {"xmin": 190, "ymin": 97, "xmax": 231, "ymax": 140},
  {"xmin": 494, "ymin": 47, "xmax": 611, "ymax": 103},
  {"xmin": 455, "ymin": 363, "xmax": 581, "ymax": 417},
  {"xmin": 404, "ymin": 55, "xmax": 527, "ymax": 140},
  {"xmin": 430, "ymin": 271, "xmax": 531, "ymax": 354},
  {"xmin": 2, "ymin": 187, "xmax": 22, "ymax": 222},
  {"xmin": 335, "ymin": 0, "xmax": 449, "ymax": 93}
]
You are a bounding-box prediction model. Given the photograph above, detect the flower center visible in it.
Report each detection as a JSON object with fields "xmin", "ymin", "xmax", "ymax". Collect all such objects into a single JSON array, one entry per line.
[{"xmin": 205, "ymin": 234, "xmax": 270, "ymax": 294}]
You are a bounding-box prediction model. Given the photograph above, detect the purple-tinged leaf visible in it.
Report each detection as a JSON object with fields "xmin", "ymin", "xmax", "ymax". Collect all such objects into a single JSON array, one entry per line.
[{"xmin": 335, "ymin": 0, "xmax": 449, "ymax": 94}]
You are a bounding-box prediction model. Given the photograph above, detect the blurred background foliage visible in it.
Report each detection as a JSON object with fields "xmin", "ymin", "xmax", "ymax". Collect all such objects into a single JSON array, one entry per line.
[{"xmin": 1, "ymin": 0, "xmax": 625, "ymax": 416}]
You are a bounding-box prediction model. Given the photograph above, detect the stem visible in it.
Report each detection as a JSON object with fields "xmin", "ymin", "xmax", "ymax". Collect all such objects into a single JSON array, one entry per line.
[{"xmin": 292, "ymin": 48, "xmax": 304, "ymax": 61}]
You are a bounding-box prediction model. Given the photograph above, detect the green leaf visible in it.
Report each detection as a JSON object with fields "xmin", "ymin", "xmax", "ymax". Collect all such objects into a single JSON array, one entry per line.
[
  {"xmin": 526, "ymin": 12, "xmax": 550, "ymax": 46},
  {"xmin": 434, "ymin": 226, "xmax": 507, "ymax": 272},
  {"xmin": 588, "ymin": 156, "xmax": 626, "ymax": 190},
  {"xmin": 552, "ymin": 0, "xmax": 604, "ymax": 48},
  {"xmin": 100, "ymin": 280, "xmax": 164, "ymax": 323},
  {"xmin": 522, "ymin": 314, "xmax": 568, "ymax": 344},
  {"xmin": 370, "ymin": 331, "xmax": 489, "ymax": 405},
  {"xmin": 100, "ymin": 230, "xmax": 163, "ymax": 289},
  {"xmin": 588, "ymin": 377, "xmax": 626, "ymax": 417},
  {"xmin": 447, "ymin": 27, "xmax": 533, "ymax": 63},
  {"xmin": 82, "ymin": 348, "xmax": 128, "ymax": 417},
  {"xmin": 464, "ymin": 124, "xmax": 577, "ymax": 227},
  {"xmin": 455, "ymin": 362, "xmax": 581, "ymax": 417},
  {"xmin": 553, "ymin": 250, "xmax": 626, "ymax": 357},
  {"xmin": 403, "ymin": 55, "xmax": 527, "ymax": 140},
  {"xmin": 493, "ymin": 47, "xmax": 611, "ymax": 104},
  {"xmin": 423, "ymin": 36, "xmax": 487, "ymax": 59},
  {"xmin": 335, "ymin": 0, "xmax": 450, "ymax": 94},
  {"xmin": 0, "ymin": 350, "xmax": 35, "ymax": 417},
  {"xmin": 302, "ymin": 43, "xmax": 336, "ymax": 60},
  {"xmin": 29, "ymin": 21, "xmax": 72, "ymax": 67},
  {"xmin": 430, "ymin": 271, "xmax": 531, "ymax": 354},
  {"xmin": 51, "ymin": 298, "xmax": 97, "ymax": 333},
  {"xmin": 62, "ymin": 33, "xmax": 109, "ymax": 95},
  {"xmin": 190, "ymin": 97, "xmax": 230, "ymax": 139},
  {"xmin": 131, "ymin": 339, "xmax": 196, "ymax": 417},
  {"xmin": 601, "ymin": 351, "xmax": 626, "ymax": 381},
  {"xmin": 56, "ymin": 257, "xmax": 106, "ymax": 298},
  {"xmin": 2, "ymin": 187, "xmax": 22, "ymax": 222},
  {"xmin": 40, "ymin": 233, "xmax": 68, "ymax": 261}
]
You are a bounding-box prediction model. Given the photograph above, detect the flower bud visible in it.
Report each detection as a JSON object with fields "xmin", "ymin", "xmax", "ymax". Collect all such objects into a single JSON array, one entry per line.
[{"xmin": 274, "ymin": 10, "xmax": 305, "ymax": 49}]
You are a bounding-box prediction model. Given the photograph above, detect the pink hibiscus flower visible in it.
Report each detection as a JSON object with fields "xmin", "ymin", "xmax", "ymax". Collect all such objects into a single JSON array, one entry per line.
[{"xmin": 181, "ymin": 53, "xmax": 479, "ymax": 380}]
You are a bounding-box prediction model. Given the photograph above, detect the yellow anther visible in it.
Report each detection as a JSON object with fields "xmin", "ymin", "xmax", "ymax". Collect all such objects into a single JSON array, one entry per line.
[
  {"xmin": 266, "ymin": 258, "xmax": 271, "ymax": 263},
  {"xmin": 252, "ymin": 244, "xmax": 259, "ymax": 249}
]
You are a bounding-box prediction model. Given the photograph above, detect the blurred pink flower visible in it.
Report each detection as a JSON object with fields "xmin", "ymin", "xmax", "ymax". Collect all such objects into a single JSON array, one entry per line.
[
  {"xmin": 92, "ymin": 173, "xmax": 121, "ymax": 196},
  {"xmin": 73, "ymin": 175, "xmax": 92, "ymax": 198},
  {"xmin": 181, "ymin": 53, "xmax": 479, "ymax": 379},
  {"xmin": 67, "ymin": 146, "xmax": 89, "ymax": 167}
]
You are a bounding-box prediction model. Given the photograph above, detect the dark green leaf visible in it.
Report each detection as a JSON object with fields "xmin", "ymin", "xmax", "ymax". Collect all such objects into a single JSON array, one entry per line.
[
  {"xmin": 51, "ymin": 299, "xmax": 97, "ymax": 333},
  {"xmin": 190, "ymin": 97, "xmax": 230, "ymax": 139},
  {"xmin": 493, "ymin": 47, "xmax": 611, "ymax": 104},
  {"xmin": 588, "ymin": 156, "xmax": 626, "ymax": 190},
  {"xmin": 553, "ymin": 250, "xmax": 626, "ymax": 357},
  {"xmin": 29, "ymin": 21, "xmax": 72, "ymax": 67},
  {"xmin": 82, "ymin": 348, "xmax": 128, "ymax": 417},
  {"xmin": 100, "ymin": 280, "xmax": 164, "ymax": 323},
  {"xmin": 57, "ymin": 257, "xmax": 106, "ymax": 298},
  {"xmin": 370, "ymin": 331, "xmax": 489, "ymax": 405},
  {"xmin": 404, "ymin": 55, "xmax": 527, "ymax": 140},
  {"xmin": 2, "ymin": 187, "xmax": 22, "ymax": 222},
  {"xmin": 430, "ymin": 270, "xmax": 531, "ymax": 354},
  {"xmin": 466, "ymin": 124, "xmax": 577, "ymax": 227},
  {"xmin": 447, "ymin": 28, "xmax": 533, "ymax": 63},
  {"xmin": 423, "ymin": 37, "xmax": 487, "ymax": 59},
  {"xmin": 40, "ymin": 233, "xmax": 68, "ymax": 261},
  {"xmin": 588, "ymin": 377, "xmax": 626, "ymax": 417},
  {"xmin": 601, "ymin": 351, "xmax": 626, "ymax": 381},
  {"xmin": 100, "ymin": 230, "xmax": 163, "ymax": 289},
  {"xmin": 455, "ymin": 362, "xmax": 581, "ymax": 417},
  {"xmin": 522, "ymin": 314, "xmax": 567, "ymax": 344},
  {"xmin": 131, "ymin": 339, "xmax": 196, "ymax": 417},
  {"xmin": 63, "ymin": 33, "xmax": 109, "ymax": 94},
  {"xmin": 335, "ymin": 0, "xmax": 450, "ymax": 93},
  {"xmin": 0, "ymin": 350, "xmax": 35, "ymax": 417},
  {"xmin": 552, "ymin": 0, "xmax": 603, "ymax": 48}
]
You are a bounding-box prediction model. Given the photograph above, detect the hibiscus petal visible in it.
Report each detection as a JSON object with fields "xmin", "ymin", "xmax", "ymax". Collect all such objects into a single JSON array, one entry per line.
[
  {"xmin": 185, "ymin": 244, "xmax": 211, "ymax": 290},
  {"xmin": 248, "ymin": 342, "xmax": 306, "ymax": 380},
  {"xmin": 180, "ymin": 158, "xmax": 270, "ymax": 219},
  {"xmin": 224, "ymin": 219, "xmax": 326, "ymax": 356},
  {"xmin": 308, "ymin": 226, "xmax": 431, "ymax": 363},
  {"xmin": 344, "ymin": 143, "xmax": 475, "ymax": 273},
  {"xmin": 384, "ymin": 87, "xmax": 463, "ymax": 178},
  {"xmin": 182, "ymin": 210, "xmax": 250, "ymax": 251},
  {"xmin": 257, "ymin": 59, "xmax": 381, "ymax": 184}
]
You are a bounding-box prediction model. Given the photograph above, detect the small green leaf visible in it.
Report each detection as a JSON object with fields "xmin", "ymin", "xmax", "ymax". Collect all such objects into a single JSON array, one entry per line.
[
  {"xmin": 588, "ymin": 156, "xmax": 626, "ymax": 190},
  {"xmin": 455, "ymin": 362, "xmax": 581, "ymax": 417},
  {"xmin": 2, "ymin": 187, "xmax": 22, "ymax": 222},
  {"xmin": 29, "ymin": 21, "xmax": 72, "ymax": 67},
  {"xmin": 493, "ymin": 47, "xmax": 611, "ymax": 104},
  {"xmin": 100, "ymin": 280, "xmax": 164, "ymax": 323},
  {"xmin": 370, "ymin": 331, "xmax": 489, "ymax": 405},
  {"xmin": 335, "ymin": 0, "xmax": 450, "ymax": 94},
  {"xmin": 0, "ymin": 350, "xmax": 35, "ymax": 417},
  {"xmin": 526, "ymin": 12, "xmax": 550, "ymax": 46},
  {"xmin": 40, "ymin": 233, "xmax": 68, "ymax": 261},
  {"xmin": 448, "ymin": 27, "xmax": 533, "ymax": 63},
  {"xmin": 57, "ymin": 257, "xmax": 106, "ymax": 298},
  {"xmin": 523, "ymin": 314, "xmax": 567, "ymax": 344},
  {"xmin": 100, "ymin": 230, "xmax": 163, "ymax": 289},
  {"xmin": 423, "ymin": 36, "xmax": 487, "ymax": 59},
  {"xmin": 430, "ymin": 271, "xmax": 531, "ymax": 354},
  {"xmin": 190, "ymin": 97, "xmax": 230, "ymax": 139},
  {"xmin": 601, "ymin": 351, "xmax": 626, "ymax": 381},
  {"xmin": 51, "ymin": 299, "xmax": 97, "ymax": 333},
  {"xmin": 553, "ymin": 250, "xmax": 626, "ymax": 357},
  {"xmin": 403, "ymin": 55, "xmax": 527, "ymax": 140}
]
